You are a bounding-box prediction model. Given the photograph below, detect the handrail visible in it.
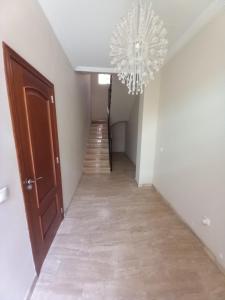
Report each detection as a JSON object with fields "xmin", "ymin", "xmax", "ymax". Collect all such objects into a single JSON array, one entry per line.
[
  {"xmin": 108, "ymin": 75, "xmax": 113, "ymax": 172},
  {"xmin": 111, "ymin": 120, "xmax": 128, "ymax": 128}
]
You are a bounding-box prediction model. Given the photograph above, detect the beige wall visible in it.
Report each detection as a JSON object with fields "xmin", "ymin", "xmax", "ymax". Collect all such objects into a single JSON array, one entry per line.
[
  {"xmin": 112, "ymin": 122, "xmax": 126, "ymax": 153},
  {"xmin": 111, "ymin": 76, "xmax": 138, "ymax": 125},
  {"xmin": 154, "ymin": 11, "xmax": 225, "ymax": 268},
  {"xmin": 126, "ymin": 98, "xmax": 140, "ymax": 165},
  {"xmin": 136, "ymin": 75, "xmax": 161, "ymax": 186},
  {"xmin": 91, "ymin": 74, "xmax": 108, "ymax": 121},
  {"xmin": 0, "ymin": 0, "xmax": 90, "ymax": 299},
  {"xmin": 111, "ymin": 76, "xmax": 139, "ymax": 161}
]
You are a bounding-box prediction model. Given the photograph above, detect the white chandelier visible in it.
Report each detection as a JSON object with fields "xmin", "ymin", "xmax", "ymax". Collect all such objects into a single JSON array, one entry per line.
[{"xmin": 110, "ymin": 0, "xmax": 168, "ymax": 95}]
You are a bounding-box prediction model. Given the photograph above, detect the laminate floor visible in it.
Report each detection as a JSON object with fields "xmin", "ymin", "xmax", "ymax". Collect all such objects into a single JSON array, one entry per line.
[{"xmin": 31, "ymin": 153, "xmax": 225, "ymax": 300}]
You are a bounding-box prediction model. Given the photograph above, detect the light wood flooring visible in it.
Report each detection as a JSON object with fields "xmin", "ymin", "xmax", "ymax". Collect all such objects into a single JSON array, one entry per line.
[{"xmin": 31, "ymin": 153, "xmax": 225, "ymax": 300}]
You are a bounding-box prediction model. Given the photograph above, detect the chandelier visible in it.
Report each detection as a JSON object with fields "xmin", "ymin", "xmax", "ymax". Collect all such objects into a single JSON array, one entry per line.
[{"xmin": 110, "ymin": 0, "xmax": 168, "ymax": 95}]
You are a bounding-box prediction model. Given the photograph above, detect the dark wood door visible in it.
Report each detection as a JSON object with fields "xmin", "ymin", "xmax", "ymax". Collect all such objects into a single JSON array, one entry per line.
[{"xmin": 3, "ymin": 43, "xmax": 64, "ymax": 274}]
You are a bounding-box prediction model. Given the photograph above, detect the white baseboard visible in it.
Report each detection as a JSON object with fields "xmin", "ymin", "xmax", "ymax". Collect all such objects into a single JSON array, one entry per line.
[
  {"xmin": 135, "ymin": 177, "xmax": 153, "ymax": 188},
  {"xmin": 137, "ymin": 183, "xmax": 153, "ymax": 188}
]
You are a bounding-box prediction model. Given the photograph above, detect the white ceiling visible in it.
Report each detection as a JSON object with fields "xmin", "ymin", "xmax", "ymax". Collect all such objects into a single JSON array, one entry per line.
[{"xmin": 38, "ymin": 0, "xmax": 215, "ymax": 71}]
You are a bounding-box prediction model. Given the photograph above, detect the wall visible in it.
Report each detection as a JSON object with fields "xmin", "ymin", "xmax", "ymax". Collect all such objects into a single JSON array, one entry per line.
[
  {"xmin": 112, "ymin": 122, "xmax": 126, "ymax": 153},
  {"xmin": 0, "ymin": 0, "xmax": 90, "ymax": 299},
  {"xmin": 111, "ymin": 76, "xmax": 139, "ymax": 160},
  {"xmin": 111, "ymin": 76, "xmax": 138, "ymax": 124},
  {"xmin": 59, "ymin": 71, "xmax": 91, "ymax": 209},
  {"xmin": 91, "ymin": 74, "xmax": 108, "ymax": 121},
  {"xmin": 126, "ymin": 98, "xmax": 140, "ymax": 165},
  {"xmin": 154, "ymin": 11, "xmax": 225, "ymax": 269},
  {"xmin": 136, "ymin": 75, "xmax": 161, "ymax": 186}
]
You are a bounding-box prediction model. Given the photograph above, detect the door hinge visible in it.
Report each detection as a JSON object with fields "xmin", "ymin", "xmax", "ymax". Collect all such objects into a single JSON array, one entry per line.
[
  {"xmin": 50, "ymin": 95, "xmax": 54, "ymax": 103},
  {"xmin": 56, "ymin": 156, "xmax": 60, "ymax": 164},
  {"xmin": 61, "ymin": 207, "xmax": 64, "ymax": 216}
]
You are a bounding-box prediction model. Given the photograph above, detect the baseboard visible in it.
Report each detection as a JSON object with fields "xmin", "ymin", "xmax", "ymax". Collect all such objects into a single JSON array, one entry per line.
[
  {"xmin": 135, "ymin": 176, "xmax": 153, "ymax": 188},
  {"xmin": 25, "ymin": 275, "xmax": 38, "ymax": 300},
  {"xmin": 153, "ymin": 185, "xmax": 225, "ymax": 277},
  {"xmin": 137, "ymin": 183, "xmax": 153, "ymax": 188}
]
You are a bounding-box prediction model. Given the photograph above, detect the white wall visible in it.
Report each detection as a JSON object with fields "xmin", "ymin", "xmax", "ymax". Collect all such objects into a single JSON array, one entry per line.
[
  {"xmin": 126, "ymin": 98, "xmax": 140, "ymax": 165},
  {"xmin": 91, "ymin": 74, "xmax": 108, "ymax": 121},
  {"xmin": 112, "ymin": 122, "xmax": 126, "ymax": 153},
  {"xmin": 111, "ymin": 76, "xmax": 139, "ymax": 160},
  {"xmin": 0, "ymin": 0, "xmax": 90, "ymax": 299},
  {"xmin": 136, "ymin": 75, "xmax": 161, "ymax": 186},
  {"xmin": 154, "ymin": 11, "xmax": 225, "ymax": 269},
  {"xmin": 111, "ymin": 76, "xmax": 138, "ymax": 124}
]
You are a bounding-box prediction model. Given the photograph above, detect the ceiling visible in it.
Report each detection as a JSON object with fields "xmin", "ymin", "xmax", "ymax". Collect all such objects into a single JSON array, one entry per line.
[{"xmin": 38, "ymin": 0, "xmax": 214, "ymax": 71}]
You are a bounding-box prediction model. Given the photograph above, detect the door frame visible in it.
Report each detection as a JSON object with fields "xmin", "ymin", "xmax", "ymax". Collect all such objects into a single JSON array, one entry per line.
[{"xmin": 3, "ymin": 42, "xmax": 64, "ymax": 273}]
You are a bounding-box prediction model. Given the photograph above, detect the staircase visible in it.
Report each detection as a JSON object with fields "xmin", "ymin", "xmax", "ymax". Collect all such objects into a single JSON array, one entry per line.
[{"xmin": 83, "ymin": 121, "xmax": 111, "ymax": 174}]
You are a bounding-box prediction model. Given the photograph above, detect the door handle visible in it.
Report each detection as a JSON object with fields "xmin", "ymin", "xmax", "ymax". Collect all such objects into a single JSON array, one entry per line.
[
  {"xmin": 25, "ymin": 177, "xmax": 43, "ymax": 185},
  {"xmin": 23, "ymin": 177, "xmax": 43, "ymax": 190}
]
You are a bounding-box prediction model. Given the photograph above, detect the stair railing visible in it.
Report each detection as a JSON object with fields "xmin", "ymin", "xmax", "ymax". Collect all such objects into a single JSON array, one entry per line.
[{"xmin": 107, "ymin": 75, "xmax": 113, "ymax": 171}]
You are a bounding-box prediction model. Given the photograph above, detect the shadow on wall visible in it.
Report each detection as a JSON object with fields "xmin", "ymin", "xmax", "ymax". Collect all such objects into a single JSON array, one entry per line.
[
  {"xmin": 112, "ymin": 121, "xmax": 127, "ymax": 153},
  {"xmin": 110, "ymin": 76, "xmax": 140, "ymax": 167},
  {"xmin": 91, "ymin": 73, "xmax": 109, "ymax": 121},
  {"xmin": 111, "ymin": 75, "xmax": 138, "ymax": 124}
]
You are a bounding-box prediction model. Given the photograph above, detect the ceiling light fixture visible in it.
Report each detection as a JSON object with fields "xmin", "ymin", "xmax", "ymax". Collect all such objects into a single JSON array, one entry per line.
[{"xmin": 110, "ymin": 0, "xmax": 168, "ymax": 95}]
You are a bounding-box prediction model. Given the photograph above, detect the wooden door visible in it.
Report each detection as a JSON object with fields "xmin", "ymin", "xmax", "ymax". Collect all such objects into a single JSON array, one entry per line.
[{"xmin": 3, "ymin": 43, "xmax": 64, "ymax": 274}]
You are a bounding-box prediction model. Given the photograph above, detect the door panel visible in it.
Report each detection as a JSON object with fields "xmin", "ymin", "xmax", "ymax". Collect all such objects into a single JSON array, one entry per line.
[
  {"xmin": 3, "ymin": 43, "xmax": 64, "ymax": 274},
  {"xmin": 24, "ymin": 88, "xmax": 56, "ymax": 201},
  {"xmin": 40, "ymin": 196, "xmax": 58, "ymax": 238}
]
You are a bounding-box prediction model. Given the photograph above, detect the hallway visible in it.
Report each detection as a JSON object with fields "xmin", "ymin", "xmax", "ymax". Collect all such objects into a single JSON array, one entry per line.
[{"xmin": 31, "ymin": 154, "xmax": 225, "ymax": 300}]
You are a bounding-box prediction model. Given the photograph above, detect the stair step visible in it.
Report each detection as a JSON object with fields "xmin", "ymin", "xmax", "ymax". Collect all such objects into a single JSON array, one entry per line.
[
  {"xmin": 89, "ymin": 137, "xmax": 108, "ymax": 141},
  {"xmin": 89, "ymin": 128, "xmax": 107, "ymax": 131},
  {"xmin": 90, "ymin": 127, "xmax": 107, "ymax": 131},
  {"xmin": 88, "ymin": 140, "xmax": 108, "ymax": 145},
  {"xmin": 90, "ymin": 129, "xmax": 107, "ymax": 132},
  {"xmin": 84, "ymin": 160, "xmax": 110, "ymax": 167},
  {"xmin": 89, "ymin": 131, "xmax": 108, "ymax": 134},
  {"xmin": 89, "ymin": 134, "xmax": 108, "ymax": 137},
  {"xmin": 90, "ymin": 131, "xmax": 107, "ymax": 134},
  {"xmin": 90, "ymin": 126, "xmax": 107, "ymax": 130},
  {"xmin": 86, "ymin": 148, "xmax": 109, "ymax": 154},
  {"xmin": 90, "ymin": 125, "xmax": 107, "ymax": 129},
  {"xmin": 85, "ymin": 154, "xmax": 109, "ymax": 160},
  {"xmin": 87, "ymin": 143, "xmax": 109, "ymax": 149},
  {"xmin": 91, "ymin": 127, "xmax": 107, "ymax": 129},
  {"xmin": 88, "ymin": 136, "xmax": 108, "ymax": 140},
  {"xmin": 89, "ymin": 133, "xmax": 108, "ymax": 137},
  {"xmin": 88, "ymin": 140, "xmax": 108, "ymax": 143},
  {"xmin": 83, "ymin": 167, "xmax": 111, "ymax": 174},
  {"xmin": 83, "ymin": 121, "xmax": 111, "ymax": 175}
]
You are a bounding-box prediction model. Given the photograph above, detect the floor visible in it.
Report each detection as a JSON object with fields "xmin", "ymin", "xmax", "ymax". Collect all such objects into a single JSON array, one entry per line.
[{"xmin": 31, "ymin": 154, "xmax": 225, "ymax": 300}]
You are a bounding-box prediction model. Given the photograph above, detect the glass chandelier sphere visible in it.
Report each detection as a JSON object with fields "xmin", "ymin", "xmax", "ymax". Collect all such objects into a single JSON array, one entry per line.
[{"xmin": 110, "ymin": 0, "xmax": 168, "ymax": 95}]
